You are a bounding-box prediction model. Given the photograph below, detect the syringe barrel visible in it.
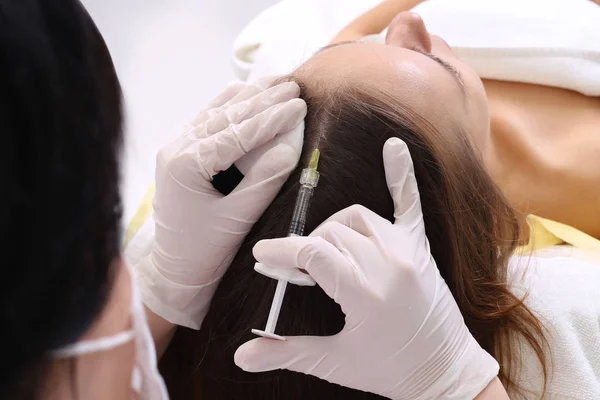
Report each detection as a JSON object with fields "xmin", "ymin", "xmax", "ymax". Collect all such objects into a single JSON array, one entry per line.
[
  {"xmin": 288, "ymin": 185, "xmax": 315, "ymax": 237},
  {"xmin": 255, "ymin": 161, "xmax": 320, "ymax": 338}
]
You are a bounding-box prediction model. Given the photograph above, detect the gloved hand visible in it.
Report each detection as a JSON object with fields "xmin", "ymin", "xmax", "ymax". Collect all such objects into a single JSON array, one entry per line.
[
  {"xmin": 235, "ymin": 138, "xmax": 500, "ymax": 400},
  {"xmin": 134, "ymin": 77, "xmax": 307, "ymax": 329}
]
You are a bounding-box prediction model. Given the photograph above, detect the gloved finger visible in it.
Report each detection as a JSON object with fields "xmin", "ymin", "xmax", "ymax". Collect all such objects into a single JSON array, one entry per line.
[
  {"xmin": 197, "ymin": 98, "xmax": 306, "ymax": 178},
  {"xmin": 254, "ymin": 263, "xmax": 316, "ymax": 286},
  {"xmin": 206, "ymin": 81, "xmax": 248, "ymax": 109},
  {"xmin": 249, "ymin": 75, "xmax": 283, "ymax": 91},
  {"xmin": 311, "ymin": 220, "xmax": 371, "ymax": 249},
  {"xmin": 234, "ymin": 118, "xmax": 304, "ymax": 176},
  {"xmin": 312, "ymin": 220, "xmax": 396, "ymax": 292},
  {"xmin": 192, "ymin": 75, "xmax": 291, "ymax": 127},
  {"xmin": 232, "ymin": 121, "xmax": 303, "ymax": 194},
  {"xmin": 190, "ymin": 81, "xmax": 248, "ymax": 127},
  {"xmin": 220, "ymin": 75, "xmax": 281, "ymax": 108},
  {"xmin": 383, "ymin": 137, "xmax": 424, "ymax": 228},
  {"xmin": 253, "ymin": 236, "xmax": 363, "ymax": 304},
  {"xmin": 235, "ymin": 335, "xmax": 332, "ymax": 375},
  {"xmin": 192, "ymin": 82, "xmax": 302, "ymax": 139},
  {"xmin": 192, "ymin": 80, "xmax": 256, "ymax": 126},
  {"xmin": 227, "ymin": 142, "xmax": 299, "ymax": 219},
  {"xmin": 311, "ymin": 204, "xmax": 383, "ymax": 239}
]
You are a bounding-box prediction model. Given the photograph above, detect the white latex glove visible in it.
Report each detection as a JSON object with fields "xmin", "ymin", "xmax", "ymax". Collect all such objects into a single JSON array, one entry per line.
[
  {"xmin": 235, "ymin": 138, "xmax": 500, "ymax": 400},
  {"xmin": 134, "ymin": 77, "xmax": 307, "ymax": 329}
]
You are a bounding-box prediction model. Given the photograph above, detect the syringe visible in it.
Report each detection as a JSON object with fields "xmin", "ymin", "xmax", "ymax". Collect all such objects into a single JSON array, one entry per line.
[{"xmin": 251, "ymin": 149, "xmax": 321, "ymax": 341}]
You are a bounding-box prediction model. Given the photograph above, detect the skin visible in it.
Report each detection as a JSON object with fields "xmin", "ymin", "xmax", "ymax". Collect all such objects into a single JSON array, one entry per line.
[
  {"xmin": 40, "ymin": 4, "xmax": 598, "ymax": 399},
  {"xmin": 43, "ymin": 261, "xmax": 134, "ymax": 399},
  {"xmin": 322, "ymin": 4, "xmax": 599, "ymax": 396},
  {"xmin": 299, "ymin": 11, "xmax": 538, "ymax": 399},
  {"xmin": 483, "ymin": 80, "xmax": 600, "ymax": 238},
  {"xmin": 44, "ymin": 18, "xmax": 490, "ymax": 396},
  {"xmin": 334, "ymin": 1, "xmax": 600, "ymax": 238},
  {"xmin": 42, "ymin": 19, "xmax": 507, "ymax": 396},
  {"xmin": 299, "ymin": 12, "xmax": 492, "ymax": 162},
  {"xmin": 297, "ymin": 13, "xmax": 511, "ymax": 399}
]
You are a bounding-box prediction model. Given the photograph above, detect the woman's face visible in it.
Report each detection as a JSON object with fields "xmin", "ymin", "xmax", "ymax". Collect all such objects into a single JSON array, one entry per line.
[{"xmin": 297, "ymin": 12, "xmax": 490, "ymax": 153}]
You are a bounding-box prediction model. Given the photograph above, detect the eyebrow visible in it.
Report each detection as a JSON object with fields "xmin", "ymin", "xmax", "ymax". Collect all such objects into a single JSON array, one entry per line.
[{"xmin": 316, "ymin": 41, "xmax": 467, "ymax": 94}]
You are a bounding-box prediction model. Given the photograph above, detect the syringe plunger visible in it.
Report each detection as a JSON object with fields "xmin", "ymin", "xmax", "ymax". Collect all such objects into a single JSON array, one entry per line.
[{"xmin": 251, "ymin": 149, "xmax": 320, "ymax": 341}]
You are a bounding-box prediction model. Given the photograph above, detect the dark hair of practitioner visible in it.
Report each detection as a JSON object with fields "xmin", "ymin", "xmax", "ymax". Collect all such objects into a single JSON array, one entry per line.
[
  {"xmin": 0, "ymin": 0, "xmax": 123, "ymax": 398},
  {"xmin": 160, "ymin": 76, "xmax": 548, "ymax": 399}
]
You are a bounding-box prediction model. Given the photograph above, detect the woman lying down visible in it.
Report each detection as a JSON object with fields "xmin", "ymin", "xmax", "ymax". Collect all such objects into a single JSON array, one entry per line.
[{"xmin": 159, "ymin": 4, "xmax": 600, "ymax": 400}]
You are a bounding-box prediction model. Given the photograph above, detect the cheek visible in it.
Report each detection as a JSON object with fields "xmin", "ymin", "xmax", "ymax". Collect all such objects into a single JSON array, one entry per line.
[
  {"xmin": 449, "ymin": 58, "xmax": 489, "ymax": 142},
  {"xmin": 76, "ymin": 341, "xmax": 135, "ymax": 399},
  {"xmin": 467, "ymin": 77, "xmax": 491, "ymax": 153},
  {"xmin": 471, "ymin": 73, "xmax": 490, "ymax": 129}
]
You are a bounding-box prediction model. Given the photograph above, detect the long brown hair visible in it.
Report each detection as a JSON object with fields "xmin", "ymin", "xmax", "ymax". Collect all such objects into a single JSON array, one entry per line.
[{"xmin": 160, "ymin": 77, "xmax": 547, "ymax": 399}]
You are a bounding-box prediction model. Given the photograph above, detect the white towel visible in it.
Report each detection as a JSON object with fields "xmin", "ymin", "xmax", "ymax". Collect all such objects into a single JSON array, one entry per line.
[
  {"xmin": 410, "ymin": 0, "xmax": 600, "ymax": 96},
  {"xmin": 233, "ymin": 0, "xmax": 600, "ymax": 95},
  {"xmin": 508, "ymin": 252, "xmax": 600, "ymax": 399},
  {"xmin": 231, "ymin": 0, "xmax": 381, "ymax": 81}
]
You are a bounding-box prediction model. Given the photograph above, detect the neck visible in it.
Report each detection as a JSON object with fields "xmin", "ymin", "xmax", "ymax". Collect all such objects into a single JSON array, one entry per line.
[
  {"xmin": 482, "ymin": 79, "xmax": 600, "ymax": 238},
  {"xmin": 485, "ymin": 79, "xmax": 600, "ymax": 138}
]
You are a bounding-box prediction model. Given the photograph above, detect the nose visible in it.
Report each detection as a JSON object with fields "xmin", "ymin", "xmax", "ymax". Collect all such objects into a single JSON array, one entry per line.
[{"xmin": 385, "ymin": 12, "xmax": 432, "ymax": 53}]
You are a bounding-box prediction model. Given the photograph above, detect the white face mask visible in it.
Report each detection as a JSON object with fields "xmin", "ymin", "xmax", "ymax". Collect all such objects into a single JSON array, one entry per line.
[{"xmin": 51, "ymin": 266, "xmax": 168, "ymax": 400}]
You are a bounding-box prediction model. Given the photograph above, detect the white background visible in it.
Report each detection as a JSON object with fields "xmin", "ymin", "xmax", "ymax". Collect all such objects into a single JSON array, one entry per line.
[{"xmin": 80, "ymin": 0, "xmax": 278, "ymax": 224}]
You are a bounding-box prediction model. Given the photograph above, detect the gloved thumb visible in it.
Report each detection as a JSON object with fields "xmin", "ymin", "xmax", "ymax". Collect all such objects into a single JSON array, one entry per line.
[
  {"xmin": 382, "ymin": 137, "xmax": 423, "ymax": 228},
  {"xmin": 235, "ymin": 335, "xmax": 330, "ymax": 375}
]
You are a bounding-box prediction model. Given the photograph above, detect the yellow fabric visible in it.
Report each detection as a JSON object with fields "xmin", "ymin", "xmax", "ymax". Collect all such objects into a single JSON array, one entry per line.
[
  {"xmin": 517, "ymin": 215, "xmax": 600, "ymax": 262},
  {"xmin": 125, "ymin": 185, "xmax": 600, "ymax": 262},
  {"xmin": 124, "ymin": 184, "xmax": 156, "ymax": 248}
]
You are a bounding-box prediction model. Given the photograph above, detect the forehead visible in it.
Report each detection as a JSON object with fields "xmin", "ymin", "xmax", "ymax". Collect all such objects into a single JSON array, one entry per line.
[{"xmin": 296, "ymin": 43, "xmax": 462, "ymax": 128}]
